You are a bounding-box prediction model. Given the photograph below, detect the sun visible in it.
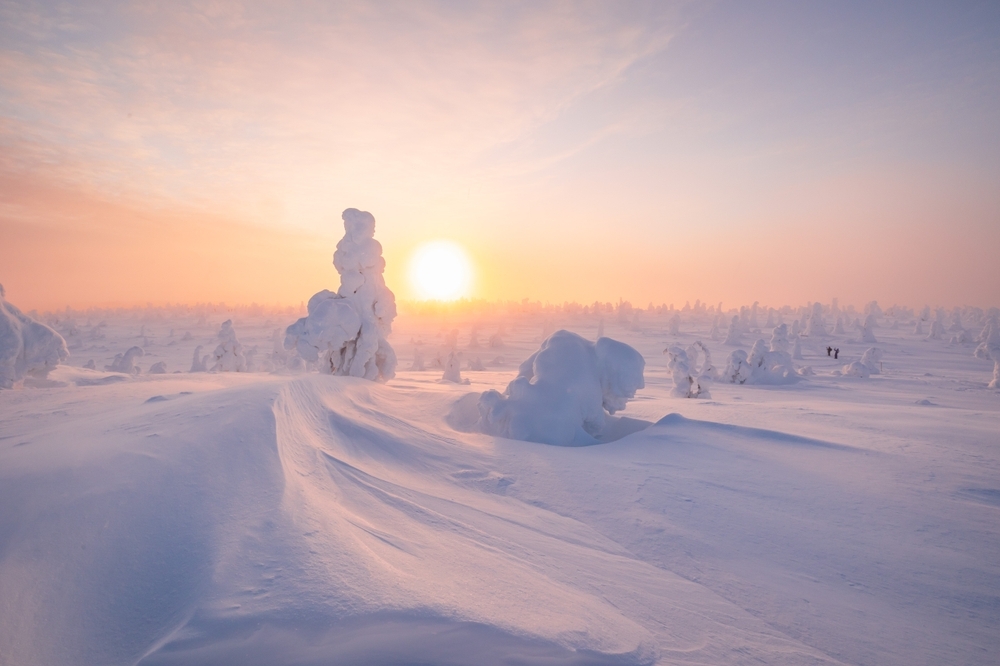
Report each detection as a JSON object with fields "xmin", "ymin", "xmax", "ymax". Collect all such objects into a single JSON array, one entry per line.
[{"xmin": 407, "ymin": 240, "xmax": 474, "ymax": 301}]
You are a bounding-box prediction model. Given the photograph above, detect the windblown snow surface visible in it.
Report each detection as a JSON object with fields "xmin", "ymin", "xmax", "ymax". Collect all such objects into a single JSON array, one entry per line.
[{"xmin": 1, "ymin": 309, "xmax": 999, "ymax": 665}]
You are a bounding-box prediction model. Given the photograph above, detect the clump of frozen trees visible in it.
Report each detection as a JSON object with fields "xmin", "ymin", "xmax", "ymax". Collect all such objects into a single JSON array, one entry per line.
[
  {"xmin": 477, "ymin": 330, "xmax": 645, "ymax": 446},
  {"xmin": 284, "ymin": 208, "xmax": 398, "ymax": 382},
  {"xmin": 0, "ymin": 284, "xmax": 69, "ymax": 388},
  {"xmin": 722, "ymin": 325, "xmax": 799, "ymax": 384}
]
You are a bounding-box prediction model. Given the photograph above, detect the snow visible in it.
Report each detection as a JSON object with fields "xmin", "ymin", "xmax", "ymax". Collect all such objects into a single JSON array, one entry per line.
[
  {"xmin": 284, "ymin": 208, "xmax": 397, "ymax": 382},
  {"xmin": 0, "ymin": 284, "xmax": 69, "ymax": 388},
  {"xmin": 211, "ymin": 319, "xmax": 246, "ymax": 372},
  {"xmin": 664, "ymin": 345, "xmax": 708, "ymax": 398},
  {"xmin": 477, "ymin": 331, "xmax": 645, "ymax": 446},
  {"xmin": 1, "ymin": 300, "xmax": 999, "ymax": 665},
  {"xmin": 105, "ymin": 345, "xmax": 144, "ymax": 374}
]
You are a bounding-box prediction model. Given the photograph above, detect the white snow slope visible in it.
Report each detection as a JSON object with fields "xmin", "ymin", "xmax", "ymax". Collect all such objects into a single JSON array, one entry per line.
[{"xmin": 1, "ymin": 310, "xmax": 999, "ymax": 666}]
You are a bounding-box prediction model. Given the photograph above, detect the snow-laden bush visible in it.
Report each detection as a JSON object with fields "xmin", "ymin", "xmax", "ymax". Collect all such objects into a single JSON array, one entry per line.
[
  {"xmin": 0, "ymin": 284, "xmax": 69, "ymax": 388},
  {"xmin": 685, "ymin": 340, "xmax": 716, "ymax": 380},
  {"xmin": 722, "ymin": 338, "xmax": 799, "ymax": 385},
  {"xmin": 285, "ymin": 208, "xmax": 397, "ymax": 382},
  {"xmin": 665, "ymin": 346, "xmax": 709, "ymax": 398},
  {"xmin": 974, "ymin": 318, "xmax": 1000, "ymax": 389},
  {"xmin": 669, "ymin": 313, "xmax": 680, "ymax": 336},
  {"xmin": 769, "ymin": 323, "xmax": 790, "ymax": 353},
  {"xmin": 805, "ymin": 302, "xmax": 827, "ymax": 337},
  {"xmin": 723, "ymin": 315, "xmax": 742, "ymax": 345},
  {"xmin": 149, "ymin": 361, "xmax": 167, "ymax": 374},
  {"xmin": 190, "ymin": 346, "xmax": 209, "ymax": 372},
  {"xmin": 442, "ymin": 351, "xmax": 466, "ymax": 384},
  {"xmin": 106, "ymin": 346, "xmax": 144, "ymax": 374},
  {"xmin": 844, "ymin": 347, "xmax": 883, "ymax": 378},
  {"xmin": 927, "ymin": 310, "xmax": 946, "ymax": 340},
  {"xmin": 477, "ymin": 330, "xmax": 645, "ymax": 446},
  {"xmin": 856, "ymin": 313, "xmax": 878, "ymax": 343},
  {"xmin": 212, "ymin": 320, "xmax": 246, "ymax": 372}
]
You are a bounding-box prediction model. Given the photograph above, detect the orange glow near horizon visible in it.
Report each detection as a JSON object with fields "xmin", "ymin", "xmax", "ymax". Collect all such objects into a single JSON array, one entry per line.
[{"xmin": 1, "ymin": 4, "xmax": 999, "ymax": 312}]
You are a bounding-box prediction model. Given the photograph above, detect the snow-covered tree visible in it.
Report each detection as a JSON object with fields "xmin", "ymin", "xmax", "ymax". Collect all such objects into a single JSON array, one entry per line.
[
  {"xmin": 0, "ymin": 284, "xmax": 69, "ymax": 388},
  {"xmin": 285, "ymin": 208, "xmax": 397, "ymax": 381}
]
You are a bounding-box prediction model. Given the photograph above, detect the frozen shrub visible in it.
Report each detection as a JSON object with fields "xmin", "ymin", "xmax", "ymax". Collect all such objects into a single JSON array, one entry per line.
[
  {"xmin": 805, "ymin": 302, "xmax": 827, "ymax": 337},
  {"xmin": 844, "ymin": 347, "xmax": 883, "ymax": 378},
  {"xmin": 212, "ymin": 320, "xmax": 246, "ymax": 372},
  {"xmin": 669, "ymin": 313, "xmax": 680, "ymax": 336},
  {"xmin": 769, "ymin": 323, "xmax": 790, "ymax": 353},
  {"xmin": 442, "ymin": 351, "xmax": 466, "ymax": 383},
  {"xmin": 913, "ymin": 320, "xmax": 924, "ymax": 335},
  {"xmin": 285, "ymin": 208, "xmax": 397, "ymax": 381},
  {"xmin": 106, "ymin": 346, "xmax": 144, "ymax": 374},
  {"xmin": 190, "ymin": 346, "xmax": 209, "ymax": 372},
  {"xmin": 723, "ymin": 315, "xmax": 742, "ymax": 345},
  {"xmin": 478, "ymin": 331, "xmax": 645, "ymax": 446},
  {"xmin": 974, "ymin": 319, "xmax": 1000, "ymax": 389},
  {"xmin": 722, "ymin": 349, "xmax": 753, "ymax": 384},
  {"xmin": 410, "ymin": 346, "xmax": 426, "ymax": 371},
  {"xmin": 0, "ymin": 284, "xmax": 69, "ymax": 388},
  {"xmin": 856, "ymin": 313, "xmax": 878, "ymax": 343},
  {"xmin": 723, "ymin": 339, "xmax": 798, "ymax": 385},
  {"xmin": 665, "ymin": 345, "xmax": 709, "ymax": 398},
  {"xmin": 149, "ymin": 361, "xmax": 167, "ymax": 374},
  {"xmin": 927, "ymin": 310, "xmax": 946, "ymax": 340},
  {"xmin": 792, "ymin": 337, "xmax": 804, "ymax": 360},
  {"xmin": 468, "ymin": 357, "xmax": 485, "ymax": 371},
  {"xmin": 685, "ymin": 340, "xmax": 716, "ymax": 380}
]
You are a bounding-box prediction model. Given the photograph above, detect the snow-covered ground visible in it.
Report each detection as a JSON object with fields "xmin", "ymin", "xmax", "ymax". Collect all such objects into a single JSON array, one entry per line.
[{"xmin": 2, "ymin": 304, "xmax": 998, "ymax": 665}]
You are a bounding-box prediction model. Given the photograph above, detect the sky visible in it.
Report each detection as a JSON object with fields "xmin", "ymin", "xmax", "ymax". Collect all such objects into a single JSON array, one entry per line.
[{"xmin": 2, "ymin": 0, "xmax": 999, "ymax": 310}]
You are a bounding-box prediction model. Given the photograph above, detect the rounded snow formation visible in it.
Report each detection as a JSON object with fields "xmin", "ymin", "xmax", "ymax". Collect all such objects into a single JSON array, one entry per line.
[
  {"xmin": 478, "ymin": 330, "xmax": 645, "ymax": 446},
  {"xmin": 0, "ymin": 284, "xmax": 69, "ymax": 388},
  {"xmin": 974, "ymin": 317, "xmax": 1000, "ymax": 388},
  {"xmin": 285, "ymin": 208, "xmax": 397, "ymax": 382},
  {"xmin": 805, "ymin": 302, "xmax": 827, "ymax": 337}
]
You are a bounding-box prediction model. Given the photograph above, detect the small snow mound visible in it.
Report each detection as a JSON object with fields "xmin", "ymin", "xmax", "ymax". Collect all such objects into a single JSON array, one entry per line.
[
  {"xmin": 149, "ymin": 361, "xmax": 168, "ymax": 374},
  {"xmin": 285, "ymin": 208, "xmax": 397, "ymax": 381},
  {"xmin": 477, "ymin": 331, "xmax": 645, "ymax": 446},
  {"xmin": 0, "ymin": 285, "xmax": 69, "ymax": 388}
]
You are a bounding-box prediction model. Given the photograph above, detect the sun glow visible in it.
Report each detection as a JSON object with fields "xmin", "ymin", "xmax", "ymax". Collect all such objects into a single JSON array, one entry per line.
[{"xmin": 407, "ymin": 240, "xmax": 474, "ymax": 301}]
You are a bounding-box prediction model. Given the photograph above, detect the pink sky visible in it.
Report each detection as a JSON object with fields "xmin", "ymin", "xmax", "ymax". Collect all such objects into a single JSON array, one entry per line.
[{"xmin": 2, "ymin": 2, "xmax": 999, "ymax": 311}]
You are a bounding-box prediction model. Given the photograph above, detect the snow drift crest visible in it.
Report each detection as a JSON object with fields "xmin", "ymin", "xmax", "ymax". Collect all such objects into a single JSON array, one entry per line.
[
  {"xmin": 285, "ymin": 209, "xmax": 398, "ymax": 382},
  {"xmin": 0, "ymin": 284, "xmax": 69, "ymax": 388},
  {"xmin": 477, "ymin": 330, "xmax": 645, "ymax": 446}
]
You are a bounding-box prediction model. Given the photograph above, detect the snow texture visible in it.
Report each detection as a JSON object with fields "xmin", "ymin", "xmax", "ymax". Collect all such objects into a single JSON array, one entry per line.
[
  {"xmin": 478, "ymin": 330, "xmax": 645, "ymax": 446},
  {"xmin": 284, "ymin": 208, "xmax": 397, "ymax": 382},
  {"xmin": 0, "ymin": 284, "xmax": 69, "ymax": 388}
]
